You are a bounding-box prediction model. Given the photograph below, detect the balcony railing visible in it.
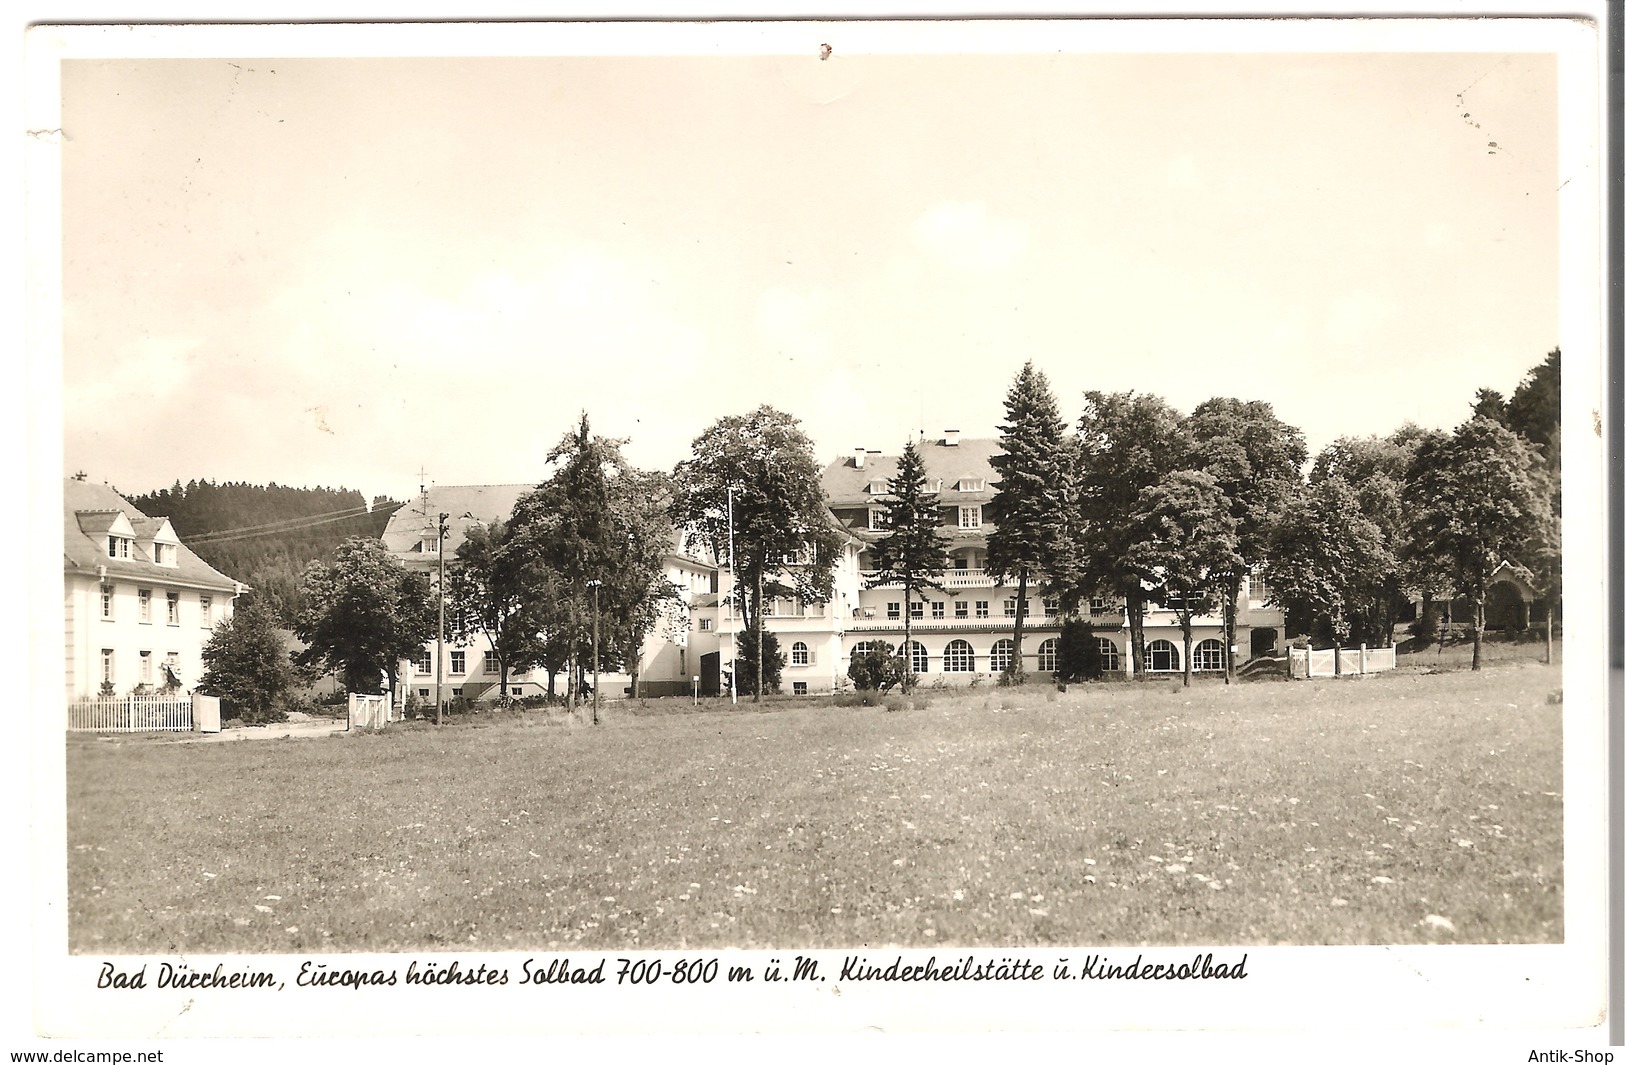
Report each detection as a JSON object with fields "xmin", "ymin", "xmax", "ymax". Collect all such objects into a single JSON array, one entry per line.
[{"xmin": 862, "ymin": 568, "xmax": 999, "ymax": 589}]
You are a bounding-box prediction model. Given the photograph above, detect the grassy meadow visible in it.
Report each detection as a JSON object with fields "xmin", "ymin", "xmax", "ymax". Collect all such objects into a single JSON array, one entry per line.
[{"xmin": 66, "ymin": 655, "xmax": 1563, "ymax": 954}]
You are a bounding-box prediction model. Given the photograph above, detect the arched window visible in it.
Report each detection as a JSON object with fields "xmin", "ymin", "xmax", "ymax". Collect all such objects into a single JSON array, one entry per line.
[
  {"xmin": 943, "ymin": 639, "xmax": 975, "ymax": 672},
  {"xmin": 1096, "ymin": 638, "xmax": 1121, "ymax": 673},
  {"xmin": 901, "ymin": 640, "xmax": 928, "ymax": 674},
  {"xmin": 1147, "ymin": 639, "xmax": 1179, "ymax": 672},
  {"xmin": 850, "ymin": 641, "xmax": 875, "ymax": 662},
  {"xmin": 989, "ymin": 639, "xmax": 1015, "ymax": 673},
  {"xmin": 1193, "ymin": 639, "xmax": 1224, "ymax": 671},
  {"xmin": 1037, "ymin": 638, "xmax": 1058, "ymax": 672},
  {"xmin": 791, "ymin": 641, "xmax": 810, "ymax": 667}
]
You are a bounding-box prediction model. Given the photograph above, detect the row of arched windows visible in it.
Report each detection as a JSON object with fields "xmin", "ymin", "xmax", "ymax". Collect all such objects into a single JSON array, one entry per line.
[
  {"xmin": 852, "ymin": 638, "xmax": 1061, "ymax": 673},
  {"xmin": 847, "ymin": 637, "xmax": 1227, "ymax": 673}
]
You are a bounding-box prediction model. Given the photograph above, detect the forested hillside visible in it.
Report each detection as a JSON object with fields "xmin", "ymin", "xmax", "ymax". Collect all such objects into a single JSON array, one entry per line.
[{"xmin": 122, "ymin": 480, "xmax": 402, "ymax": 624}]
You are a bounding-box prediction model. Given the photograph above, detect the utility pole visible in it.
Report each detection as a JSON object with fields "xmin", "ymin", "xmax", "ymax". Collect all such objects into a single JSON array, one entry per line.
[
  {"xmin": 726, "ymin": 485, "xmax": 737, "ymax": 705},
  {"xmin": 587, "ymin": 578, "xmax": 602, "ymax": 726},
  {"xmin": 436, "ymin": 511, "xmax": 448, "ymax": 726}
]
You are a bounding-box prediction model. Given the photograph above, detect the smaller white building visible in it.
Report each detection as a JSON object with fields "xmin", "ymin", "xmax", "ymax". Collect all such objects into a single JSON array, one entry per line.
[{"xmin": 63, "ymin": 478, "xmax": 246, "ymax": 700}]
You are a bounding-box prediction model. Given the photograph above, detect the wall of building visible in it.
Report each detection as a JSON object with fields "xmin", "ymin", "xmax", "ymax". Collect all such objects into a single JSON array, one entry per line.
[{"xmin": 65, "ymin": 575, "xmax": 234, "ymax": 699}]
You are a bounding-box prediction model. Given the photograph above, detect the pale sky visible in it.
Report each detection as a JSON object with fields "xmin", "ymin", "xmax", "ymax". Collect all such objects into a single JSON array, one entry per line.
[{"xmin": 60, "ymin": 47, "xmax": 1560, "ymax": 504}]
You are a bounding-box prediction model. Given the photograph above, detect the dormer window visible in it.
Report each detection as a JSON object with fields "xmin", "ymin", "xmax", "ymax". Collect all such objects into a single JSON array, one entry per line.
[
  {"xmin": 867, "ymin": 479, "xmax": 889, "ymax": 495},
  {"xmin": 957, "ymin": 478, "xmax": 986, "ymax": 492},
  {"xmin": 107, "ymin": 535, "xmax": 131, "ymax": 560}
]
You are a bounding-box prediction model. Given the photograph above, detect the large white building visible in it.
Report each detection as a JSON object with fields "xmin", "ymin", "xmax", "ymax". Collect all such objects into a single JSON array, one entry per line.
[
  {"xmin": 383, "ymin": 432, "xmax": 1285, "ymax": 702},
  {"xmin": 62, "ymin": 478, "xmax": 246, "ymax": 700},
  {"xmin": 822, "ymin": 433, "xmax": 1284, "ymax": 686}
]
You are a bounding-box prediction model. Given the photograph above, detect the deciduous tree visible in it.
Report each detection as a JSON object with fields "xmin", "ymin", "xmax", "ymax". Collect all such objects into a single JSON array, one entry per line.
[
  {"xmin": 1070, "ymin": 391, "xmax": 1185, "ymax": 676},
  {"xmin": 673, "ymin": 406, "xmax": 843, "ymax": 703},
  {"xmin": 1403, "ymin": 416, "xmax": 1553, "ymax": 671},
  {"xmin": 1183, "ymin": 397, "xmax": 1307, "ymax": 680},
  {"xmin": 1122, "ymin": 470, "xmax": 1242, "ymax": 687},
  {"xmin": 293, "ymin": 537, "xmax": 434, "ymax": 696}
]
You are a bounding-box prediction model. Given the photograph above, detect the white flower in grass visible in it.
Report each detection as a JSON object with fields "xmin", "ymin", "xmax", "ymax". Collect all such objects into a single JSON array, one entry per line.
[{"xmin": 1421, "ymin": 914, "xmax": 1456, "ymax": 933}]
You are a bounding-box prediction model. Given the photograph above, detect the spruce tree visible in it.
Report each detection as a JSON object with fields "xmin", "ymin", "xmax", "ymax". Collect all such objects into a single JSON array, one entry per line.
[
  {"xmin": 867, "ymin": 439, "xmax": 950, "ymax": 693},
  {"xmin": 985, "ymin": 363, "xmax": 1075, "ymax": 683}
]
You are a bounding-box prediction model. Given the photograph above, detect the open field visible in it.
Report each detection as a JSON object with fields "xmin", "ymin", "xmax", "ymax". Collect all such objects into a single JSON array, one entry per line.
[{"xmin": 66, "ymin": 659, "xmax": 1562, "ymax": 953}]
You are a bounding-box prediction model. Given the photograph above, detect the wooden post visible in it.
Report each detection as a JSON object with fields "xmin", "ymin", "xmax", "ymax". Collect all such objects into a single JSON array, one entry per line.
[
  {"xmin": 1359, "ymin": 643, "xmax": 1368, "ymax": 675},
  {"xmin": 1305, "ymin": 644, "xmax": 1313, "ymax": 679}
]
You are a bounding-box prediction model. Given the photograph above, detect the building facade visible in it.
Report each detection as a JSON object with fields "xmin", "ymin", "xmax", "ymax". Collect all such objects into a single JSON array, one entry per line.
[
  {"xmin": 63, "ymin": 478, "xmax": 246, "ymax": 700},
  {"xmin": 381, "ymin": 434, "xmax": 1288, "ymax": 703},
  {"xmin": 821, "ymin": 432, "xmax": 1284, "ymax": 686}
]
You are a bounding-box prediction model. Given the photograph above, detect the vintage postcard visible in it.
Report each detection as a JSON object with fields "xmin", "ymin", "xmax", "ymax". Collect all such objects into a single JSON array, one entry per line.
[{"xmin": 17, "ymin": 9, "xmax": 1613, "ymax": 1057}]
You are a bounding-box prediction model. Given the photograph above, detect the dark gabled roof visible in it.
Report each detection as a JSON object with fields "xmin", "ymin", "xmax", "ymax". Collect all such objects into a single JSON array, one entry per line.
[
  {"xmin": 820, "ymin": 436, "xmax": 1003, "ymax": 507},
  {"xmin": 63, "ymin": 479, "xmax": 242, "ymax": 591},
  {"xmin": 382, "ymin": 484, "xmax": 540, "ymax": 559}
]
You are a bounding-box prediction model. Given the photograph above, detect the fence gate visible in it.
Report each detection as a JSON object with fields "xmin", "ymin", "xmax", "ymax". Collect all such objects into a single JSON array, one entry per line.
[{"xmin": 347, "ymin": 693, "xmax": 392, "ymax": 730}]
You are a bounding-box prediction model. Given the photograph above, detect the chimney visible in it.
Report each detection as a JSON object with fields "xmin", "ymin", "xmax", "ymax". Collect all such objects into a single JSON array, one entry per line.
[
  {"xmin": 853, "ymin": 448, "xmax": 866, "ymax": 469},
  {"xmin": 943, "ymin": 429, "xmax": 960, "ymax": 447}
]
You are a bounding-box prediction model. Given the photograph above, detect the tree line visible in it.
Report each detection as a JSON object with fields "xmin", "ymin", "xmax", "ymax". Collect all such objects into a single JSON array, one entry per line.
[
  {"xmin": 196, "ymin": 349, "xmax": 1560, "ymax": 719},
  {"xmin": 123, "ymin": 479, "xmax": 401, "ymax": 624}
]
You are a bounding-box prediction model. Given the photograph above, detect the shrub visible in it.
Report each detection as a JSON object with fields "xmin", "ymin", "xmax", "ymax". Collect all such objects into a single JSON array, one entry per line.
[
  {"xmin": 1054, "ymin": 619, "xmax": 1101, "ymax": 683},
  {"xmin": 848, "ymin": 640, "xmax": 903, "ymax": 693},
  {"xmin": 1407, "ymin": 611, "xmax": 1439, "ymax": 646},
  {"xmin": 198, "ymin": 601, "xmax": 294, "ymax": 724},
  {"xmin": 735, "ymin": 625, "xmax": 786, "ymax": 696}
]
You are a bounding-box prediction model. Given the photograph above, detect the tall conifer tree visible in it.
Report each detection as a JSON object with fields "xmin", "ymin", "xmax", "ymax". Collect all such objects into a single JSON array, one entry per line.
[
  {"xmin": 986, "ymin": 363, "xmax": 1075, "ymax": 682},
  {"xmin": 868, "ymin": 439, "xmax": 950, "ymax": 693}
]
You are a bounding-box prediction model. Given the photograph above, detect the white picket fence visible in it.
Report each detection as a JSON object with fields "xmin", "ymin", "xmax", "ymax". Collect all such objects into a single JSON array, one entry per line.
[
  {"xmin": 1288, "ymin": 644, "xmax": 1397, "ymax": 679},
  {"xmin": 67, "ymin": 694, "xmax": 194, "ymax": 732}
]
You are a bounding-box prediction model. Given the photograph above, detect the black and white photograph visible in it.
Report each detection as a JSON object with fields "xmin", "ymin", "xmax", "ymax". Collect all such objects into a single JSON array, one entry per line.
[{"xmin": 17, "ymin": 9, "xmax": 1614, "ymax": 1055}]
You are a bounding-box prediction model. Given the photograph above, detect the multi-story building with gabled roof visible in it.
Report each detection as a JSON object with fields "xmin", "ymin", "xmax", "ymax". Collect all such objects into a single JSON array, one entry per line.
[
  {"xmin": 62, "ymin": 478, "xmax": 246, "ymax": 699},
  {"xmin": 820, "ymin": 431, "xmax": 1285, "ymax": 681}
]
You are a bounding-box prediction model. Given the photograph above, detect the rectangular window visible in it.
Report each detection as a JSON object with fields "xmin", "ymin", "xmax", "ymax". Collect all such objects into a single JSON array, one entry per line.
[
  {"xmin": 1004, "ymin": 598, "xmax": 1018, "ymax": 618},
  {"xmin": 164, "ymin": 652, "xmax": 179, "ymax": 681},
  {"xmin": 450, "ymin": 651, "xmax": 466, "ymax": 675},
  {"xmin": 955, "ymin": 600, "xmax": 968, "ymax": 619},
  {"xmin": 699, "ymin": 618, "xmax": 713, "ymax": 632},
  {"xmin": 1041, "ymin": 598, "xmax": 1057, "ymax": 615},
  {"xmin": 452, "ymin": 687, "xmax": 463, "ymax": 697},
  {"xmin": 510, "ymin": 687, "xmax": 523, "ymax": 697},
  {"xmin": 958, "ymin": 506, "xmax": 982, "ymax": 529},
  {"xmin": 976, "ymin": 601, "xmax": 990, "ymax": 619},
  {"xmin": 107, "ymin": 536, "xmax": 131, "ymax": 560},
  {"xmin": 868, "ymin": 479, "xmax": 889, "ymax": 495},
  {"xmin": 483, "ymin": 651, "xmax": 500, "ymax": 673},
  {"xmin": 100, "ymin": 584, "xmax": 114, "ymax": 620},
  {"xmin": 909, "ymin": 600, "xmax": 924, "ymax": 620},
  {"xmin": 887, "ymin": 602, "xmax": 901, "ymax": 621},
  {"xmin": 101, "ymin": 649, "xmax": 114, "ymax": 684},
  {"xmin": 957, "ymin": 478, "xmax": 986, "ymax": 492},
  {"xmin": 416, "ymin": 651, "xmax": 432, "ymax": 673},
  {"xmin": 931, "ymin": 601, "xmax": 945, "ymax": 619},
  {"xmin": 868, "ymin": 508, "xmax": 891, "ymax": 530},
  {"xmin": 138, "ymin": 589, "xmax": 152, "ymax": 623},
  {"xmin": 418, "ymin": 688, "xmax": 430, "ymax": 698},
  {"xmin": 792, "ymin": 682, "xmax": 808, "ymax": 696},
  {"xmin": 167, "ymin": 592, "xmax": 181, "ymax": 625},
  {"xmin": 107, "ymin": 536, "xmax": 117, "ymax": 559},
  {"xmin": 199, "ymin": 595, "xmax": 212, "ymax": 626},
  {"xmin": 139, "ymin": 650, "xmax": 152, "ymax": 684}
]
